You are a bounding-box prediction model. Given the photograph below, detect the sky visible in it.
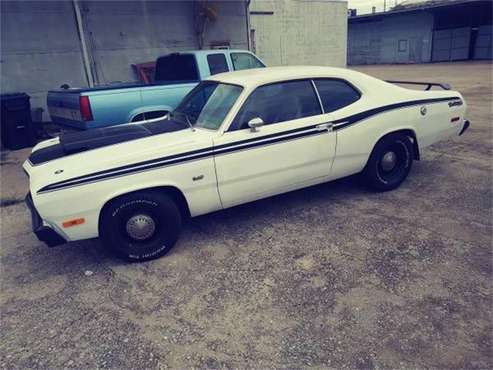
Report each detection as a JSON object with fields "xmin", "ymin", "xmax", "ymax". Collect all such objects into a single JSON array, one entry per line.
[{"xmin": 347, "ymin": 0, "xmax": 404, "ymax": 14}]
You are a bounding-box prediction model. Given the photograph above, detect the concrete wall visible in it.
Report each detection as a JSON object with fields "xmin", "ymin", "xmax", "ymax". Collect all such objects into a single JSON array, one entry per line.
[
  {"xmin": 81, "ymin": 0, "xmax": 249, "ymax": 84},
  {"xmin": 249, "ymin": 0, "xmax": 348, "ymax": 67},
  {"xmin": 348, "ymin": 12, "xmax": 434, "ymax": 65},
  {"xmin": 0, "ymin": 0, "xmax": 249, "ymax": 118},
  {"xmin": 0, "ymin": 1, "xmax": 88, "ymax": 117}
]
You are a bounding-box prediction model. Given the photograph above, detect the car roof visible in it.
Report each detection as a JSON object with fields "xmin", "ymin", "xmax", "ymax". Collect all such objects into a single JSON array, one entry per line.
[{"xmin": 207, "ymin": 66, "xmax": 369, "ymax": 88}]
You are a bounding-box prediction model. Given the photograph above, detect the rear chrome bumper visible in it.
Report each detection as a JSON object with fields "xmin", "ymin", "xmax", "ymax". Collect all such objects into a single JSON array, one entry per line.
[
  {"xmin": 25, "ymin": 193, "xmax": 66, "ymax": 247},
  {"xmin": 459, "ymin": 120, "xmax": 470, "ymax": 136}
]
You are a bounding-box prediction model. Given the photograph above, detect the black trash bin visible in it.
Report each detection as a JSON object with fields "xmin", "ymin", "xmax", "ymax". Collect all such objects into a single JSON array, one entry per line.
[{"xmin": 1, "ymin": 93, "xmax": 36, "ymax": 150}]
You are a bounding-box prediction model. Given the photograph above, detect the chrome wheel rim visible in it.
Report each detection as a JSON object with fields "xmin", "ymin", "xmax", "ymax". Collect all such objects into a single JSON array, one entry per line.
[
  {"xmin": 125, "ymin": 214, "xmax": 156, "ymax": 241},
  {"xmin": 381, "ymin": 151, "xmax": 397, "ymax": 172}
]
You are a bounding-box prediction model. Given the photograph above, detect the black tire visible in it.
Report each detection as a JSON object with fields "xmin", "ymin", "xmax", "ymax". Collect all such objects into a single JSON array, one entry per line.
[
  {"xmin": 99, "ymin": 191, "xmax": 182, "ymax": 262},
  {"xmin": 362, "ymin": 133, "xmax": 414, "ymax": 191}
]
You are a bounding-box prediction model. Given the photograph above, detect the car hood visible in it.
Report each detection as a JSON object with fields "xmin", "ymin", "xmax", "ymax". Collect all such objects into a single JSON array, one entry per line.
[
  {"xmin": 28, "ymin": 119, "xmax": 188, "ymax": 165},
  {"xmin": 24, "ymin": 121, "xmax": 214, "ymax": 195}
]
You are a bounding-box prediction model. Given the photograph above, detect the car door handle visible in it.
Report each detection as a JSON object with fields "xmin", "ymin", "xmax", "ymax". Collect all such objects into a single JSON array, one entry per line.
[{"xmin": 316, "ymin": 122, "xmax": 333, "ymax": 132}]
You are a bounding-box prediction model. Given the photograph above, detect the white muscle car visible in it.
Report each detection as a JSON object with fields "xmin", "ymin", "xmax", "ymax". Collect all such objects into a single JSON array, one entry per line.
[{"xmin": 24, "ymin": 66, "xmax": 470, "ymax": 261}]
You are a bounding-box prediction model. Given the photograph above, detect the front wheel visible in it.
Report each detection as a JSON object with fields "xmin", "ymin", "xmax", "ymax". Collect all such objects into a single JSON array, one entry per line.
[
  {"xmin": 99, "ymin": 191, "xmax": 182, "ymax": 262},
  {"xmin": 362, "ymin": 133, "xmax": 414, "ymax": 191}
]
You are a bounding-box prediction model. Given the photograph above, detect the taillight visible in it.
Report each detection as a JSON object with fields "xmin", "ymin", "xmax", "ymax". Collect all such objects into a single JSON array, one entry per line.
[{"xmin": 79, "ymin": 96, "xmax": 93, "ymax": 121}]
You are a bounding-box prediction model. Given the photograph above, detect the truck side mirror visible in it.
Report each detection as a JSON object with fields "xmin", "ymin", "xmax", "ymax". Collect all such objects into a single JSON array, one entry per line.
[{"xmin": 248, "ymin": 117, "xmax": 264, "ymax": 132}]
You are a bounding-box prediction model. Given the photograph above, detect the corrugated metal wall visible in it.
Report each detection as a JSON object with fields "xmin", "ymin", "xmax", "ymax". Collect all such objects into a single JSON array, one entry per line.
[
  {"xmin": 474, "ymin": 25, "xmax": 493, "ymax": 59},
  {"xmin": 348, "ymin": 1, "xmax": 493, "ymax": 65},
  {"xmin": 0, "ymin": 0, "xmax": 249, "ymax": 118},
  {"xmin": 431, "ymin": 27, "xmax": 471, "ymax": 61},
  {"xmin": 348, "ymin": 12, "xmax": 434, "ymax": 65}
]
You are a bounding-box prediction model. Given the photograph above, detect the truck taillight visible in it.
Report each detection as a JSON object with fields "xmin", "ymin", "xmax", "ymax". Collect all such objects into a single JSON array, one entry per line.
[{"xmin": 79, "ymin": 96, "xmax": 93, "ymax": 121}]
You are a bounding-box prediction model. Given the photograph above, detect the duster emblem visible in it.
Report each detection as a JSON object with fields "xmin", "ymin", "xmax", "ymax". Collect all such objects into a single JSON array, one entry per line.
[{"xmin": 420, "ymin": 106, "xmax": 427, "ymax": 116}]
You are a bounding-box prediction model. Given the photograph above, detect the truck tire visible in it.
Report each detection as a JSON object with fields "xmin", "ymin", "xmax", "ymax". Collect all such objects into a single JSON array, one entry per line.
[
  {"xmin": 362, "ymin": 133, "xmax": 414, "ymax": 191},
  {"xmin": 99, "ymin": 190, "xmax": 182, "ymax": 262}
]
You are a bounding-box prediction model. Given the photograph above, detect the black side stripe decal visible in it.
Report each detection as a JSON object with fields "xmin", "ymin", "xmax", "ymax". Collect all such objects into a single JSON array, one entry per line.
[
  {"xmin": 332, "ymin": 96, "xmax": 458, "ymax": 129},
  {"xmin": 37, "ymin": 96, "xmax": 460, "ymax": 194},
  {"xmin": 38, "ymin": 127, "xmax": 323, "ymax": 193}
]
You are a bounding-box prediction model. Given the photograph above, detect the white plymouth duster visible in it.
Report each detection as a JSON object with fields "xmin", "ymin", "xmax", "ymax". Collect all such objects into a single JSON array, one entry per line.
[{"xmin": 24, "ymin": 66, "xmax": 469, "ymax": 261}]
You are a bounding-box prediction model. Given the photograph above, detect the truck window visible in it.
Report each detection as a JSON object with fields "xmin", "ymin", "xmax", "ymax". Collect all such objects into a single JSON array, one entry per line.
[
  {"xmin": 207, "ymin": 54, "xmax": 229, "ymax": 75},
  {"xmin": 154, "ymin": 54, "xmax": 199, "ymax": 82},
  {"xmin": 231, "ymin": 53, "xmax": 265, "ymax": 71}
]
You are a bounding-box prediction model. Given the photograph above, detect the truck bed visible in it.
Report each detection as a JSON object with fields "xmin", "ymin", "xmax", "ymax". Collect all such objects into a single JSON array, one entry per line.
[{"xmin": 48, "ymin": 80, "xmax": 196, "ymax": 95}]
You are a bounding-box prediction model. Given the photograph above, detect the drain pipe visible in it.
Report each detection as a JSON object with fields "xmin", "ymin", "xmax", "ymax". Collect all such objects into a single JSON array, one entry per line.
[
  {"xmin": 73, "ymin": 0, "xmax": 95, "ymax": 87},
  {"xmin": 246, "ymin": 0, "xmax": 251, "ymax": 51}
]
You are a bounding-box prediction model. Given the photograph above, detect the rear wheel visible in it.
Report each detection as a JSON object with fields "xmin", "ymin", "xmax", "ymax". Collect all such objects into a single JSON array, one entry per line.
[
  {"xmin": 362, "ymin": 133, "xmax": 414, "ymax": 191},
  {"xmin": 100, "ymin": 191, "xmax": 181, "ymax": 261}
]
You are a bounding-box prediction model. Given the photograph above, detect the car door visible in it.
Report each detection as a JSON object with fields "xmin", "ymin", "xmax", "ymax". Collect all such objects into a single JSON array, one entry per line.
[
  {"xmin": 213, "ymin": 79, "xmax": 337, "ymax": 208},
  {"xmin": 311, "ymin": 78, "xmax": 364, "ymax": 179}
]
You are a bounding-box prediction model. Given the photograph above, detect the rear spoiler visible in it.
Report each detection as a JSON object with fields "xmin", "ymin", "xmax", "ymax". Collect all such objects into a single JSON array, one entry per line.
[{"xmin": 386, "ymin": 80, "xmax": 451, "ymax": 91}]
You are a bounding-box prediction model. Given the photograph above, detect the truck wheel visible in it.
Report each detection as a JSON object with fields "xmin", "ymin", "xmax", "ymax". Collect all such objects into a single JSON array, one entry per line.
[
  {"xmin": 362, "ymin": 133, "xmax": 414, "ymax": 191},
  {"xmin": 99, "ymin": 191, "xmax": 182, "ymax": 262}
]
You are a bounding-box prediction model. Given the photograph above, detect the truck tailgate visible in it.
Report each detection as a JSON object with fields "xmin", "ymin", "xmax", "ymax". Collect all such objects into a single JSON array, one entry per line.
[{"xmin": 47, "ymin": 91, "xmax": 84, "ymax": 129}]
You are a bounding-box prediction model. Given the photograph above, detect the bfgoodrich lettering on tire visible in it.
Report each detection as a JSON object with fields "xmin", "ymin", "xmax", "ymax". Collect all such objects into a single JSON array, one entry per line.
[
  {"xmin": 99, "ymin": 190, "xmax": 182, "ymax": 261},
  {"xmin": 362, "ymin": 133, "xmax": 414, "ymax": 191}
]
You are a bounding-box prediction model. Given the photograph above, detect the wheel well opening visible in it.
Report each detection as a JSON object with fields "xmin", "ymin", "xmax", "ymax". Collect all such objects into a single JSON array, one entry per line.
[
  {"xmin": 380, "ymin": 129, "xmax": 420, "ymax": 160},
  {"xmin": 131, "ymin": 110, "xmax": 169, "ymax": 122},
  {"xmin": 156, "ymin": 186, "xmax": 191, "ymax": 219},
  {"xmin": 99, "ymin": 186, "xmax": 191, "ymax": 233}
]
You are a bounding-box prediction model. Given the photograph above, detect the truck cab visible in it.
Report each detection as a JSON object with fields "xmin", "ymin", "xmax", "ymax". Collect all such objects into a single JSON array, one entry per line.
[{"xmin": 47, "ymin": 49, "xmax": 264, "ymax": 130}]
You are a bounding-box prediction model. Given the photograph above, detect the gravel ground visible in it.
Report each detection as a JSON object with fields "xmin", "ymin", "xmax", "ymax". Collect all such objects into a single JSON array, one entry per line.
[{"xmin": 1, "ymin": 62, "xmax": 492, "ymax": 369}]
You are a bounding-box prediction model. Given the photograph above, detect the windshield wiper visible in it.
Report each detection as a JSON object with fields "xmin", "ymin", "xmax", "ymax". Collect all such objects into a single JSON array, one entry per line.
[{"xmin": 183, "ymin": 113, "xmax": 196, "ymax": 132}]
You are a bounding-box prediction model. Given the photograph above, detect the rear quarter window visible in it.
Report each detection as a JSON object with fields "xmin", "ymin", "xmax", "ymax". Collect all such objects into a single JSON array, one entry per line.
[
  {"xmin": 154, "ymin": 54, "xmax": 199, "ymax": 82},
  {"xmin": 313, "ymin": 79, "xmax": 361, "ymax": 112}
]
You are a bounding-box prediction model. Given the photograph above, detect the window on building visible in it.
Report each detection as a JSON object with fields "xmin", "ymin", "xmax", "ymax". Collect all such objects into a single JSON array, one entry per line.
[
  {"xmin": 229, "ymin": 79, "xmax": 321, "ymax": 131},
  {"xmin": 398, "ymin": 39, "xmax": 408, "ymax": 52},
  {"xmin": 231, "ymin": 52, "xmax": 265, "ymax": 71},
  {"xmin": 313, "ymin": 79, "xmax": 361, "ymax": 113},
  {"xmin": 207, "ymin": 54, "xmax": 229, "ymax": 75}
]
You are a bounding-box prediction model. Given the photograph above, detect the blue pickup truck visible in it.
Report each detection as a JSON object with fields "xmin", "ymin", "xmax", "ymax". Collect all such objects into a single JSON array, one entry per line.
[{"xmin": 47, "ymin": 49, "xmax": 265, "ymax": 130}]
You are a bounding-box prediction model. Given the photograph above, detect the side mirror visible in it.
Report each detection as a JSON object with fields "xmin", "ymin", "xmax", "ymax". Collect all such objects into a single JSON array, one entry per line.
[{"xmin": 248, "ymin": 117, "xmax": 264, "ymax": 132}]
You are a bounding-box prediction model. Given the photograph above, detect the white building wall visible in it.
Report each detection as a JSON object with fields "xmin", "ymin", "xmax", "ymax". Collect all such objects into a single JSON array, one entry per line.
[{"xmin": 249, "ymin": 0, "xmax": 348, "ymax": 67}]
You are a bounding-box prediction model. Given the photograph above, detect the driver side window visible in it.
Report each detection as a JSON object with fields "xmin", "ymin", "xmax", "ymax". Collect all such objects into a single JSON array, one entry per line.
[{"xmin": 229, "ymin": 79, "xmax": 321, "ymax": 131}]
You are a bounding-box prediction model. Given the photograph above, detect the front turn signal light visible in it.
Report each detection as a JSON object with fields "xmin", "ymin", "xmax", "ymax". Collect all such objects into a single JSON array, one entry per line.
[{"xmin": 62, "ymin": 218, "xmax": 85, "ymax": 228}]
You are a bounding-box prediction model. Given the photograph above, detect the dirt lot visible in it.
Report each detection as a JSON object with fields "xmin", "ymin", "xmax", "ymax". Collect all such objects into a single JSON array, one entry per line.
[{"xmin": 1, "ymin": 62, "xmax": 492, "ymax": 368}]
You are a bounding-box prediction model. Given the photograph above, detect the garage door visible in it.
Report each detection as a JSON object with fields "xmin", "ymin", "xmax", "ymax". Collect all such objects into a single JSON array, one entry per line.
[
  {"xmin": 474, "ymin": 25, "xmax": 493, "ymax": 60},
  {"xmin": 432, "ymin": 27, "xmax": 471, "ymax": 62}
]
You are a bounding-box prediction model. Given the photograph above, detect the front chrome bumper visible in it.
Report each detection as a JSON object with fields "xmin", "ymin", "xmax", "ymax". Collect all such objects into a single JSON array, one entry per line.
[{"xmin": 25, "ymin": 193, "xmax": 66, "ymax": 247}]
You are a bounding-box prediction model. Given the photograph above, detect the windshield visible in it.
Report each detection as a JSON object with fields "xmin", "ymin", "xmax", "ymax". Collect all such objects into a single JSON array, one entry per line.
[{"xmin": 172, "ymin": 81, "xmax": 243, "ymax": 130}]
